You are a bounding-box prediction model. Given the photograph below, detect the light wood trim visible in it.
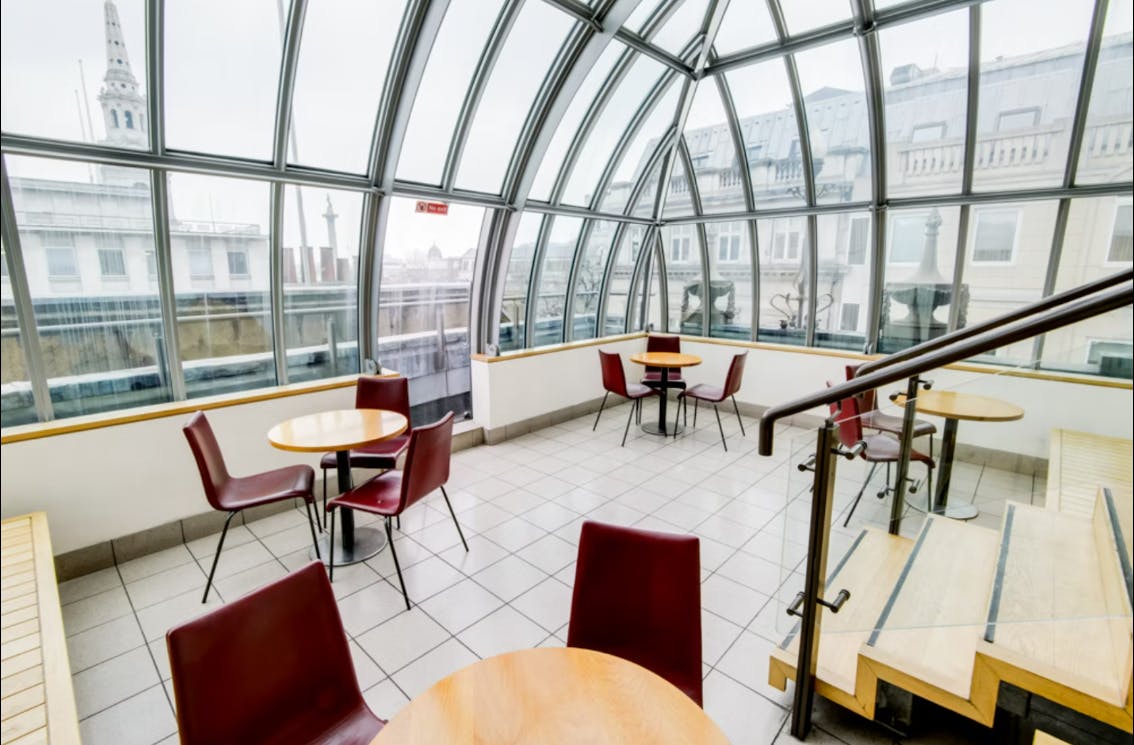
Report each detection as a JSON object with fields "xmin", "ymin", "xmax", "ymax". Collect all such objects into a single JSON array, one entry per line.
[
  {"xmin": 371, "ymin": 647, "xmax": 729, "ymax": 745},
  {"xmin": 892, "ymin": 390, "xmax": 1025, "ymax": 422},
  {"xmin": 1034, "ymin": 732, "xmax": 1072, "ymax": 745},
  {"xmin": 470, "ymin": 333, "xmax": 647, "ymax": 363},
  {"xmin": 0, "ymin": 372, "xmax": 403, "ymax": 445},
  {"xmin": 267, "ymin": 409, "xmax": 408, "ymax": 453},
  {"xmin": 628, "ymin": 352, "xmax": 702, "ymax": 368},
  {"xmin": 0, "ymin": 513, "xmax": 81, "ymax": 745}
]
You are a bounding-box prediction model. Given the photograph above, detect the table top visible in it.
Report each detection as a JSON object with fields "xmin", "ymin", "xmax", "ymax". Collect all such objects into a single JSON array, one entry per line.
[
  {"xmin": 267, "ymin": 409, "xmax": 408, "ymax": 453},
  {"xmin": 371, "ymin": 647, "xmax": 730, "ymax": 745},
  {"xmin": 629, "ymin": 351, "xmax": 703, "ymax": 369},
  {"xmin": 894, "ymin": 389, "xmax": 1024, "ymax": 422}
]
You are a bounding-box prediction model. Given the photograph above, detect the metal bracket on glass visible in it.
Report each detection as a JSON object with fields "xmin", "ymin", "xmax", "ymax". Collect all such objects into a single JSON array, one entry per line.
[
  {"xmin": 798, "ymin": 440, "xmax": 863, "ymax": 473},
  {"xmin": 787, "ymin": 588, "xmax": 851, "ymax": 617}
]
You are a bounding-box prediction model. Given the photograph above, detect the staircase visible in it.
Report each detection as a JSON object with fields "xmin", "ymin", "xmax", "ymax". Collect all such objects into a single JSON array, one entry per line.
[{"xmin": 768, "ymin": 430, "xmax": 1134, "ymax": 741}]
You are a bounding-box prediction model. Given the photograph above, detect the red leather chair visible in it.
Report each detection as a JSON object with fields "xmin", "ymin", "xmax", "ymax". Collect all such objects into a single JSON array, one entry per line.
[
  {"xmin": 829, "ymin": 391, "xmax": 935, "ymax": 527},
  {"xmin": 182, "ymin": 411, "xmax": 321, "ymax": 603},
  {"xmin": 320, "ymin": 376, "xmax": 412, "ymax": 512},
  {"xmin": 594, "ymin": 350, "xmax": 660, "ymax": 447},
  {"xmin": 568, "ymin": 521, "xmax": 703, "ymax": 706},
  {"xmin": 166, "ymin": 562, "xmax": 384, "ymax": 745},
  {"xmin": 844, "ymin": 364, "xmax": 936, "ymax": 457},
  {"xmin": 675, "ymin": 351, "xmax": 747, "ymax": 451},
  {"xmin": 641, "ymin": 334, "xmax": 686, "ymax": 391},
  {"xmin": 327, "ymin": 412, "xmax": 466, "ymax": 610}
]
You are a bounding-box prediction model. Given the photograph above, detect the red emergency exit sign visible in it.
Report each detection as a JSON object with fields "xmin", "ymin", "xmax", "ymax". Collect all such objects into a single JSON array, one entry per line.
[{"xmin": 414, "ymin": 200, "xmax": 449, "ymax": 215}]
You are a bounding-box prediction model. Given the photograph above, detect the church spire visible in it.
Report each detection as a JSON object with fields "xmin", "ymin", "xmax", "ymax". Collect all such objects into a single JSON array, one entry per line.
[{"xmin": 97, "ymin": 0, "xmax": 146, "ymax": 149}]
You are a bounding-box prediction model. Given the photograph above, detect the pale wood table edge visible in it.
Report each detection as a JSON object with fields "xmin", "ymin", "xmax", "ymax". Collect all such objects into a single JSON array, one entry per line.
[
  {"xmin": 628, "ymin": 352, "xmax": 703, "ymax": 369},
  {"xmin": 266, "ymin": 409, "xmax": 408, "ymax": 453},
  {"xmin": 371, "ymin": 647, "xmax": 730, "ymax": 745},
  {"xmin": 893, "ymin": 391, "xmax": 1024, "ymax": 422}
]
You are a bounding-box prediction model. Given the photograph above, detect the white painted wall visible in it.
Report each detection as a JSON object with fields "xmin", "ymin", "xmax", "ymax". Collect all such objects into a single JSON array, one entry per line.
[{"xmin": 0, "ymin": 386, "xmax": 353, "ymax": 554}]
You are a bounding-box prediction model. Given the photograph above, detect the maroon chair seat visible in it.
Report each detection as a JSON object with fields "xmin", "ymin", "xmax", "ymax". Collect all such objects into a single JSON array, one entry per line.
[
  {"xmin": 845, "ymin": 365, "xmax": 937, "ymax": 441},
  {"xmin": 327, "ymin": 412, "xmax": 466, "ymax": 609},
  {"xmin": 568, "ymin": 521, "xmax": 702, "ymax": 706},
  {"xmin": 830, "ymin": 391, "xmax": 935, "ymax": 527},
  {"xmin": 594, "ymin": 350, "xmax": 660, "ymax": 446},
  {"xmin": 676, "ymin": 351, "xmax": 748, "ymax": 451},
  {"xmin": 166, "ymin": 562, "xmax": 384, "ymax": 745},
  {"xmin": 320, "ymin": 376, "xmax": 412, "ymax": 512},
  {"xmin": 641, "ymin": 334, "xmax": 686, "ymax": 391},
  {"xmin": 183, "ymin": 411, "xmax": 321, "ymax": 603}
]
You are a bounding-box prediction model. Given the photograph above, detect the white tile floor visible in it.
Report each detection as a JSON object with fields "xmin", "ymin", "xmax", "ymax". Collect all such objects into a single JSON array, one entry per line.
[{"xmin": 59, "ymin": 402, "xmax": 1043, "ymax": 745}]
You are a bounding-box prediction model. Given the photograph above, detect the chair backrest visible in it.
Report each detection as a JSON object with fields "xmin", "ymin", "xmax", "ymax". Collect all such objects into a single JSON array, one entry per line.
[
  {"xmin": 356, "ymin": 376, "xmax": 411, "ymax": 420},
  {"xmin": 398, "ymin": 411, "xmax": 455, "ymax": 513},
  {"xmin": 827, "ymin": 382, "xmax": 865, "ymax": 450},
  {"xmin": 844, "ymin": 363, "xmax": 877, "ymax": 412},
  {"xmin": 598, "ymin": 350, "xmax": 630, "ymax": 398},
  {"xmin": 182, "ymin": 411, "xmax": 231, "ymax": 512},
  {"xmin": 645, "ymin": 334, "xmax": 680, "ymax": 373},
  {"xmin": 722, "ymin": 352, "xmax": 748, "ymax": 397},
  {"xmin": 567, "ymin": 521, "xmax": 703, "ymax": 706},
  {"xmin": 167, "ymin": 562, "xmax": 367, "ymax": 745}
]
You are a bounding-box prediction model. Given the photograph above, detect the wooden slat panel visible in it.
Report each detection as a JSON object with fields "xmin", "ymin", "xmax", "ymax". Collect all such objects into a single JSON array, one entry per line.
[
  {"xmin": 0, "ymin": 668, "xmax": 43, "ymax": 701},
  {"xmin": 0, "ymin": 704, "xmax": 45, "ymax": 744},
  {"xmin": 1047, "ymin": 430, "xmax": 1133, "ymax": 519},
  {"xmin": 0, "ymin": 686, "xmax": 44, "ymax": 724}
]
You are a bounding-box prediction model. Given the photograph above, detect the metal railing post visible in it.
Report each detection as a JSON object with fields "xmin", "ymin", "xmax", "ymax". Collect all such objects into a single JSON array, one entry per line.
[
  {"xmin": 889, "ymin": 374, "xmax": 926, "ymax": 535},
  {"xmin": 791, "ymin": 418, "xmax": 840, "ymax": 739}
]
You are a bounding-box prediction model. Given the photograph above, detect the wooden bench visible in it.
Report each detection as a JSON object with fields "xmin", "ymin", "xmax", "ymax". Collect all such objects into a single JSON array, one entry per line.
[{"xmin": 1, "ymin": 512, "xmax": 80, "ymax": 745}]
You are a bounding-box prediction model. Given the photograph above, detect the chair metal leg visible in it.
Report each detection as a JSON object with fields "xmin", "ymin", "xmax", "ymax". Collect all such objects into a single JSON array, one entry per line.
[
  {"xmin": 328, "ymin": 508, "xmax": 336, "ymax": 582},
  {"xmin": 386, "ymin": 517, "xmax": 410, "ymax": 610},
  {"xmin": 635, "ymin": 397, "xmax": 641, "ymax": 424},
  {"xmin": 321, "ymin": 467, "xmax": 329, "ymax": 518},
  {"xmin": 593, "ymin": 392, "xmax": 609, "ymax": 431},
  {"xmin": 732, "ymin": 396, "xmax": 745, "ymax": 436},
  {"xmin": 439, "ymin": 486, "xmax": 469, "ymax": 552},
  {"xmin": 713, "ymin": 404, "xmax": 727, "ymax": 452},
  {"xmin": 693, "ymin": 399, "xmax": 699, "ymax": 427},
  {"xmin": 304, "ymin": 501, "xmax": 321, "ymax": 560},
  {"xmin": 621, "ymin": 398, "xmax": 636, "ymax": 447},
  {"xmin": 843, "ymin": 462, "xmax": 880, "ymax": 527},
  {"xmin": 396, "ymin": 515, "xmax": 401, "ymax": 531},
  {"xmin": 673, "ymin": 396, "xmax": 682, "ymax": 436},
  {"xmin": 202, "ymin": 511, "xmax": 237, "ymax": 603}
]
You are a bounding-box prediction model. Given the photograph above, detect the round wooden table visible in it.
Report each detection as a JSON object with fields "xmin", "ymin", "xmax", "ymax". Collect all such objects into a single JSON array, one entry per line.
[
  {"xmin": 893, "ymin": 390, "xmax": 1024, "ymax": 519},
  {"xmin": 268, "ymin": 409, "xmax": 407, "ymax": 565},
  {"xmin": 628, "ymin": 352, "xmax": 702, "ymax": 436},
  {"xmin": 371, "ymin": 647, "xmax": 730, "ymax": 745}
]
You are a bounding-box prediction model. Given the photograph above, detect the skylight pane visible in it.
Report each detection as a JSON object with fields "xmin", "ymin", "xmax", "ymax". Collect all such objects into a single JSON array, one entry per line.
[
  {"xmin": 780, "ymin": 0, "xmax": 851, "ymax": 37},
  {"xmin": 680, "ymin": 80, "xmax": 746, "ymax": 214},
  {"xmin": 598, "ymin": 82, "xmax": 680, "ymax": 214},
  {"xmin": 650, "ymin": 0, "xmax": 709, "ymax": 57},
  {"xmin": 663, "ymin": 151, "xmax": 696, "ymax": 218},
  {"xmin": 712, "ymin": 0, "xmax": 777, "ymax": 57}
]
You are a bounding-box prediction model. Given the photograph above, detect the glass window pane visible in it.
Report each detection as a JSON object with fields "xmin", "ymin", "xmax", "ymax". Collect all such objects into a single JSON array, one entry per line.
[
  {"xmin": 498, "ymin": 212, "xmax": 543, "ymax": 351},
  {"xmin": 680, "ymin": 80, "xmax": 746, "ymax": 214},
  {"xmin": 598, "ymin": 82, "xmax": 681, "ymax": 214},
  {"xmin": 282, "ymin": 186, "xmax": 362, "ymax": 383},
  {"xmin": 878, "ymin": 206, "xmax": 960, "ymax": 353},
  {"xmin": 815, "ymin": 212, "xmax": 872, "ymax": 351},
  {"xmin": 727, "ymin": 59, "xmax": 807, "ymax": 210},
  {"xmin": 562, "ymin": 54, "xmax": 666, "ymax": 206},
  {"xmin": 963, "ymin": 201, "xmax": 1056, "ymax": 367},
  {"xmin": 651, "ymin": 0, "xmax": 708, "ymax": 57},
  {"xmin": 642, "ymin": 240, "xmax": 664, "ymax": 332},
  {"xmin": 528, "ymin": 45, "xmax": 621, "ymax": 202},
  {"xmin": 972, "ymin": 0, "xmax": 1094, "ymax": 192},
  {"xmin": 288, "ymin": 0, "xmax": 406, "ymax": 174},
  {"xmin": 8, "ymin": 156, "xmax": 171, "ymax": 418},
  {"xmin": 880, "ymin": 10, "xmax": 968, "ymax": 198},
  {"xmin": 168, "ymin": 173, "xmax": 274, "ymax": 397},
  {"xmin": 603, "ymin": 224, "xmax": 647, "ymax": 334},
  {"xmin": 571, "ymin": 220, "xmax": 617, "ymax": 340},
  {"xmin": 1042, "ymin": 197, "xmax": 1133, "ymax": 377},
  {"xmin": 632, "ymin": 160, "xmax": 663, "ymax": 218},
  {"xmin": 1076, "ymin": 0, "xmax": 1133, "ymax": 185},
  {"xmin": 396, "ymin": 0, "xmax": 506, "ymax": 185},
  {"xmin": 757, "ymin": 216, "xmax": 809, "ymax": 345},
  {"xmin": 661, "ymin": 224, "xmax": 702, "ymax": 333},
  {"xmin": 165, "ymin": 0, "xmax": 282, "ymax": 160},
  {"xmin": 781, "ymin": 0, "xmax": 851, "ymax": 36},
  {"xmin": 795, "ymin": 39, "xmax": 873, "ymax": 205},
  {"xmin": 532, "ymin": 216, "xmax": 582, "ymax": 346},
  {"xmin": 713, "ymin": 0, "xmax": 776, "ymax": 57},
  {"xmin": 705, "ymin": 221, "xmax": 753, "ymax": 339},
  {"xmin": 663, "ymin": 154, "xmax": 696, "ymax": 218},
  {"xmin": 379, "ymin": 197, "xmax": 483, "ymax": 419},
  {"xmin": 456, "ymin": 2, "xmax": 574, "ymax": 194},
  {"xmin": 1, "ymin": 0, "xmax": 148, "ymax": 149},
  {"xmin": 1, "ymin": 242, "xmax": 39, "ymax": 427},
  {"xmin": 626, "ymin": 0, "xmax": 667, "ymax": 34}
]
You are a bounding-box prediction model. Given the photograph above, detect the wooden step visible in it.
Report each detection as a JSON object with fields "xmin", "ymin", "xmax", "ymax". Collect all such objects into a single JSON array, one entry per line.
[
  {"xmin": 979, "ymin": 501, "xmax": 1133, "ymax": 730},
  {"xmin": 860, "ymin": 516, "xmax": 1000, "ymax": 712},
  {"xmin": 769, "ymin": 527, "xmax": 913, "ymax": 717},
  {"xmin": 1046, "ymin": 429, "xmax": 1132, "ymax": 519}
]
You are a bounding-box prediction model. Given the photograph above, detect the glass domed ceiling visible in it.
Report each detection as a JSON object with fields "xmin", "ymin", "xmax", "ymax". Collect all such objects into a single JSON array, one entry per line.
[{"xmin": 1, "ymin": 0, "xmax": 1131, "ymax": 425}]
